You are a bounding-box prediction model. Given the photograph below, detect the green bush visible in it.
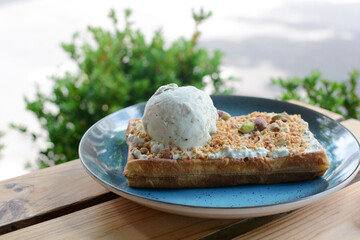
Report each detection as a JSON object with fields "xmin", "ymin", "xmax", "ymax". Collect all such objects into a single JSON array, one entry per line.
[
  {"xmin": 0, "ymin": 131, "xmax": 4, "ymax": 158},
  {"xmin": 272, "ymin": 70, "xmax": 360, "ymax": 119},
  {"xmin": 17, "ymin": 8, "xmax": 232, "ymax": 168}
]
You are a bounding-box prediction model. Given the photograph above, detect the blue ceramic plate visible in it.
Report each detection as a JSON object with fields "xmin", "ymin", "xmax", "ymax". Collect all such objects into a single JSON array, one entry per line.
[{"xmin": 79, "ymin": 96, "xmax": 360, "ymax": 218}]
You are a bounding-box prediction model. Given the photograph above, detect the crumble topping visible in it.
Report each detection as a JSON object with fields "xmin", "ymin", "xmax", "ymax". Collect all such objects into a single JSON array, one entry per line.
[{"xmin": 127, "ymin": 112, "xmax": 322, "ymax": 160}]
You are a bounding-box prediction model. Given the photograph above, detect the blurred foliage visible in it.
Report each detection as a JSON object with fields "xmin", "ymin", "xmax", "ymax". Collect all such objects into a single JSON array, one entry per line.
[
  {"xmin": 15, "ymin": 8, "xmax": 232, "ymax": 168},
  {"xmin": 0, "ymin": 131, "xmax": 4, "ymax": 158},
  {"xmin": 272, "ymin": 70, "xmax": 360, "ymax": 119}
]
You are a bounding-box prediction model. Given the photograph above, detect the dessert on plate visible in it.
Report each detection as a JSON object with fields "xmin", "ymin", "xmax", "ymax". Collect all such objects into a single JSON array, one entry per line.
[{"xmin": 123, "ymin": 84, "xmax": 330, "ymax": 188}]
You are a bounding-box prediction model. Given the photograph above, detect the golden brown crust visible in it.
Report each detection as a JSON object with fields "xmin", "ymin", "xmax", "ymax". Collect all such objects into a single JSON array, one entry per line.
[
  {"xmin": 125, "ymin": 171, "xmax": 326, "ymax": 188},
  {"xmin": 123, "ymin": 118, "xmax": 330, "ymax": 188}
]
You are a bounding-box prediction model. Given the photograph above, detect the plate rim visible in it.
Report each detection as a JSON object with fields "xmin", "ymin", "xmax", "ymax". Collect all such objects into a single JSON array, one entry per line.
[
  {"xmin": 79, "ymin": 95, "xmax": 360, "ymax": 213},
  {"xmin": 81, "ymin": 160, "xmax": 360, "ymax": 218}
]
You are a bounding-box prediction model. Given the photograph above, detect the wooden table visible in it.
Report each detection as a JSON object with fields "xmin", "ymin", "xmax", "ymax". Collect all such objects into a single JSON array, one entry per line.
[{"xmin": 1, "ymin": 101, "xmax": 360, "ymax": 239}]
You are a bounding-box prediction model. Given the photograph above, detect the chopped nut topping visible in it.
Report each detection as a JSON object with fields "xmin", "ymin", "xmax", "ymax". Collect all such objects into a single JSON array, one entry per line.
[
  {"xmin": 269, "ymin": 122, "xmax": 281, "ymax": 131},
  {"xmin": 254, "ymin": 117, "xmax": 267, "ymax": 131},
  {"xmin": 128, "ymin": 112, "xmax": 312, "ymax": 160},
  {"xmin": 140, "ymin": 147, "xmax": 149, "ymax": 154},
  {"xmin": 217, "ymin": 110, "xmax": 231, "ymax": 120},
  {"xmin": 271, "ymin": 112, "xmax": 290, "ymax": 123},
  {"xmin": 160, "ymin": 148, "xmax": 171, "ymax": 159},
  {"xmin": 239, "ymin": 121, "xmax": 255, "ymax": 133}
]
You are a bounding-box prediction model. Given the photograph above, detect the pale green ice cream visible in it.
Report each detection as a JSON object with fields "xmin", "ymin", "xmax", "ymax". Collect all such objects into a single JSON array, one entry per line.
[{"xmin": 142, "ymin": 84, "xmax": 218, "ymax": 150}]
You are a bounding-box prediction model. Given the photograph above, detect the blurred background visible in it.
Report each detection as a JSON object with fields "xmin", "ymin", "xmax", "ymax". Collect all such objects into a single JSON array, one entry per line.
[{"xmin": 0, "ymin": 0, "xmax": 359, "ymax": 180}]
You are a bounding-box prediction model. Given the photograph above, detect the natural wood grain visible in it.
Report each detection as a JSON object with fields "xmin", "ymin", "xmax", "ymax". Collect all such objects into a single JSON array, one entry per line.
[
  {"xmin": 341, "ymin": 119, "xmax": 360, "ymax": 183},
  {"xmin": 0, "ymin": 160, "xmax": 113, "ymax": 234},
  {"xmin": 0, "ymin": 197, "xmax": 238, "ymax": 240},
  {"xmin": 200, "ymin": 214, "xmax": 288, "ymax": 240},
  {"xmin": 287, "ymin": 100, "xmax": 344, "ymax": 121},
  {"xmin": 341, "ymin": 119, "xmax": 360, "ymax": 142},
  {"xmin": 234, "ymin": 181, "xmax": 360, "ymax": 240}
]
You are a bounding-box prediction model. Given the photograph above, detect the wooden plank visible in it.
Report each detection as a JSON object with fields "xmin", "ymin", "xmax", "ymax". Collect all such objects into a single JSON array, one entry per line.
[
  {"xmin": 0, "ymin": 160, "xmax": 114, "ymax": 234},
  {"xmin": 0, "ymin": 197, "xmax": 239, "ymax": 240},
  {"xmin": 234, "ymin": 180, "xmax": 360, "ymax": 240},
  {"xmin": 341, "ymin": 119, "xmax": 360, "ymax": 142},
  {"xmin": 341, "ymin": 119, "xmax": 360, "ymax": 183},
  {"xmin": 200, "ymin": 214, "xmax": 288, "ymax": 240},
  {"xmin": 287, "ymin": 100, "xmax": 344, "ymax": 121}
]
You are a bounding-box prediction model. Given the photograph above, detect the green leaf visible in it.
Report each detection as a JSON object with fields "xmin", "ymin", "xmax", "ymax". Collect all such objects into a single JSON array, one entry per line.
[
  {"xmin": 272, "ymin": 70, "xmax": 360, "ymax": 119},
  {"xmin": 16, "ymin": 8, "xmax": 231, "ymax": 168}
]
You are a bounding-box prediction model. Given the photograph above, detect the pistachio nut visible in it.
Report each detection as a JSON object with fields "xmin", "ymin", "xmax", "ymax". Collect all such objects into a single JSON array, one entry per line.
[
  {"xmin": 160, "ymin": 148, "xmax": 171, "ymax": 159},
  {"xmin": 275, "ymin": 140, "xmax": 290, "ymax": 147},
  {"xmin": 269, "ymin": 122, "xmax": 281, "ymax": 131},
  {"xmin": 271, "ymin": 112, "xmax": 290, "ymax": 123},
  {"xmin": 254, "ymin": 117, "xmax": 267, "ymax": 131},
  {"xmin": 217, "ymin": 110, "xmax": 231, "ymax": 120},
  {"xmin": 239, "ymin": 121, "xmax": 255, "ymax": 133}
]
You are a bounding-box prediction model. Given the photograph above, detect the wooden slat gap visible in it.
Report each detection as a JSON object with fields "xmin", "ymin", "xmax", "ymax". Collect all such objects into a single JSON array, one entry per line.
[
  {"xmin": 0, "ymin": 160, "xmax": 111, "ymax": 233},
  {"xmin": 0, "ymin": 192, "xmax": 118, "ymax": 235},
  {"xmin": 200, "ymin": 212, "xmax": 290, "ymax": 240}
]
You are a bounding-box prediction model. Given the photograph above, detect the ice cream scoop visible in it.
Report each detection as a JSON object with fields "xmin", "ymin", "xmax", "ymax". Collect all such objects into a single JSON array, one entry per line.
[{"xmin": 142, "ymin": 83, "xmax": 218, "ymax": 150}]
